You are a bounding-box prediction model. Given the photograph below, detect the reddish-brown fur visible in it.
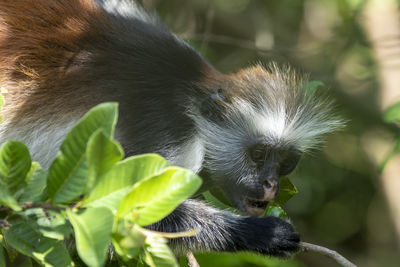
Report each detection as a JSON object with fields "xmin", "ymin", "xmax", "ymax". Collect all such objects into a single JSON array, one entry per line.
[
  {"xmin": 0, "ymin": 0, "xmax": 111, "ymax": 121},
  {"xmin": 0, "ymin": 0, "xmax": 273, "ymax": 121}
]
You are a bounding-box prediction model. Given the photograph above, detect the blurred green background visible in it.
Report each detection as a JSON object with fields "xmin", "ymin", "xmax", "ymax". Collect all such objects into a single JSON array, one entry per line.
[{"xmin": 141, "ymin": 0, "xmax": 400, "ymax": 266}]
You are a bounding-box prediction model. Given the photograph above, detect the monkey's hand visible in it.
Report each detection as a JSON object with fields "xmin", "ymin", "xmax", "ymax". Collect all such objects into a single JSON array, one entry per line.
[
  {"xmin": 148, "ymin": 200, "xmax": 300, "ymax": 257},
  {"xmin": 235, "ymin": 216, "xmax": 300, "ymax": 257}
]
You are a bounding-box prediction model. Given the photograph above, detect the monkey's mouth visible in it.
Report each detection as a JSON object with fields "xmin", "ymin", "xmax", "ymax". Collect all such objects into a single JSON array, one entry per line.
[{"xmin": 243, "ymin": 197, "xmax": 269, "ymax": 216}]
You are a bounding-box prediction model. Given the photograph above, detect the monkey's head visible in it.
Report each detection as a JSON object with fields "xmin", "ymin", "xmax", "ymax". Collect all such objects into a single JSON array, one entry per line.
[{"xmin": 192, "ymin": 63, "xmax": 343, "ymax": 216}]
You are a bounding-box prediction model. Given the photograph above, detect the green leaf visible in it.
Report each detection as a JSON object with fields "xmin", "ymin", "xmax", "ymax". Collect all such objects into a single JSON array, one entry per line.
[
  {"xmin": 84, "ymin": 154, "xmax": 169, "ymax": 213},
  {"xmin": 117, "ymin": 167, "xmax": 202, "ymax": 226},
  {"xmin": 112, "ymin": 234, "xmax": 142, "ymax": 262},
  {"xmin": 383, "ymin": 102, "xmax": 400, "ymax": 123},
  {"xmin": 305, "ymin": 80, "xmax": 324, "ymax": 97},
  {"xmin": 0, "ymin": 234, "xmax": 5, "ymax": 267},
  {"xmin": 67, "ymin": 207, "xmax": 114, "ymax": 267},
  {"xmin": 193, "ymin": 251, "xmax": 303, "ymax": 267},
  {"xmin": 1, "ymin": 234, "xmax": 18, "ymax": 263},
  {"xmin": 19, "ymin": 162, "xmax": 47, "ymax": 203},
  {"xmin": 111, "ymin": 224, "xmax": 146, "ymax": 261},
  {"xmin": 0, "ymin": 244, "xmax": 5, "ymax": 267},
  {"xmin": 86, "ymin": 130, "xmax": 124, "ymax": 192},
  {"xmin": 272, "ymin": 177, "xmax": 298, "ymax": 206},
  {"xmin": 2, "ymin": 219, "xmax": 72, "ymax": 267},
  {"xmin": 144, "ymin": 236, "xmax": 178, "ymax": 267},
  {"xmin": 0, "ymin": 187, "xmax": 21, "ymax": 211},
  {"xmin": 23, "ymin": 209, "xmax": 72, "ymax": 241},
  {"xmin": 208, "ymin": 186, "xmax": 233, "ymax": 207},
  {"xmin": 0, "ymin": 141, "xmax": 31, "ymax": 193},
  {"xmin": 47, "ymin": 102, "xmax": 118, "ymax": 204},
  {"xmin": 264, "ymin": 205, "xmax": 287, "ymax": 218},
  {"xmin": 202, "ymin": 191, "xmax": 232, "ymax": 211}
]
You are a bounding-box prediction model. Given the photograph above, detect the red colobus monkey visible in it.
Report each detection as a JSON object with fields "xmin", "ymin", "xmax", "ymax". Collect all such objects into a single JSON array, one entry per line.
[{"xmin": 0, "ymin": 0, "xmax": 342, "ymax": 257}]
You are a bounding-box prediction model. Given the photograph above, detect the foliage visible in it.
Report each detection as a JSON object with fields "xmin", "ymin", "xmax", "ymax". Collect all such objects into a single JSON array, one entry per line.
[
  {"xmin": 203, "ymin": 176, "xmax": 297, "ymax": 218},
  {"xmin": 0, "ymin": 102, "xmax": 304, "ymax": 266},
  {"xmin": 0, "ymin": 103, "xmax": 202, "ymax": 267},
  {"xmin": 0, "ymin": 102, "xmax": 300, "ymax": 267},
  {"xmin": 383, "ymin": 102, "xmax": 400, "ymax": 124}
]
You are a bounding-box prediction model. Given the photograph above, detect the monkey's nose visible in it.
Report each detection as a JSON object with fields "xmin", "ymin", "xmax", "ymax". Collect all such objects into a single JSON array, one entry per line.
[{"xmin": 262, "ymin": 180, "xmax": 279, "ymax": 201}]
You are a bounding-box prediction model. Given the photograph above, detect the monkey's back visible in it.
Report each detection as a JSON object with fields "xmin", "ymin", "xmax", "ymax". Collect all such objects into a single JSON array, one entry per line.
[{"xmin": 0, "ymin": 0, "xmax": 208, "ymax": 168}]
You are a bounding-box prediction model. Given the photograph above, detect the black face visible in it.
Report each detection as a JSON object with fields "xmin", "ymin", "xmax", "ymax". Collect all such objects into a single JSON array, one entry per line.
[
  {"xmin": 198, "ymin": 88, "xmax": 302, "ymax": 216},
  {"xmin": 249, "ymin": 145, "xmax": 301, "ymax": 176},
  {"xmin": 208, "ymin": 144, "xmax": 301, "ymax": 217}
]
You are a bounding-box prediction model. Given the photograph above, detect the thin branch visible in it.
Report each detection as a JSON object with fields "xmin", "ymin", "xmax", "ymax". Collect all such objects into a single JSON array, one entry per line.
[
  {"xmin": 181, "ymin": 33, "xmax": 274, "ymax": 54},
  {"xmin": 186, "ymin": 251, "xmax": 200, "ymax": 267},
  {"xmin": 200, "ymin": 7, "xmax": 215, "ymax": 54},
  {"xmin": 300, "ymin": 242, "xmax": 357, "ymax": 267},
  {"xmin": 0, "ymin": 203, "xmax": 66, "ymax": 212}
]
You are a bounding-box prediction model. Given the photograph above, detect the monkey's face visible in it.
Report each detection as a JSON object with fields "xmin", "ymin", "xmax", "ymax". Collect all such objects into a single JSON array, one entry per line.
[
  {"xmin": 232, "ymin": 145, "xmax": 301, "ymax": 216},
  {"xmin": 201, "ymin": 142, "xmax": 301, "ymax": 217},
  {"xmin": 194, "ymin": 88, "xmax": 303, "ymax": 216},
  {"xmin": 193, "ymin": 64, "xmax": 342, "ymax": 216}
]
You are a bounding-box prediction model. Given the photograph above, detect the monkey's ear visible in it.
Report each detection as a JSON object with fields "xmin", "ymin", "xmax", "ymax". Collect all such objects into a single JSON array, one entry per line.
[
  {"xmin": 210, "ymin": 88, "xmax": 228, "ymax": 101},
  {"xmin": 199, "ymin": 88, "xmax": 229, "ymax": 122}
]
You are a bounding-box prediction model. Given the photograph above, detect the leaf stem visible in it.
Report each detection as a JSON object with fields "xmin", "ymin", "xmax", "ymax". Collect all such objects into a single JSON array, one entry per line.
[{"xmin": 138, "ymin": 226, "xmax": 199, "ymax": 239}]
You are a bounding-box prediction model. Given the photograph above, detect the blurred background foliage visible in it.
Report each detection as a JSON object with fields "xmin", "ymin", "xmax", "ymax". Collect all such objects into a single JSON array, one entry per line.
[{"xmin": 138, "ymin": 0, "xmax": 400, "ymax": 266}]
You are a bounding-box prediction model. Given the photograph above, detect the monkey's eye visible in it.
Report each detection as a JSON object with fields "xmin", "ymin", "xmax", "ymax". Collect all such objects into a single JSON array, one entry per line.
[
  {"xmin": 250, "ymin": 148, "xmax": 266, "ymax": 165},
  {"xmin": 279, "ymin": 153, "xmax": 301, "ymax": 176}
]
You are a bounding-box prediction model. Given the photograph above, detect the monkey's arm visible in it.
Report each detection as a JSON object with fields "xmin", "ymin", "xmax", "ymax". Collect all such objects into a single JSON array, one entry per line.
[{"xmin": 148, "ymin": 199, "xmax": 300, "ymax": 257}]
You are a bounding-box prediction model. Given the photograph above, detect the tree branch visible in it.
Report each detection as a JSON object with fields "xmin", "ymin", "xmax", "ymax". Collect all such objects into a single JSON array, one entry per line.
[
  {"xmin": 300, "ymin": 242, "xmax": 357, "ymax": 267},
  {"xmin": 0, "ymin": 203, "xmax": 66, "ymax": 212},
  {"xmin": 199, "ymin": 7, "xmax": 215, "ymax": 54},
  {"xmin": 180, "ymin": 33, "xmax": 274, "ymax": 54}
]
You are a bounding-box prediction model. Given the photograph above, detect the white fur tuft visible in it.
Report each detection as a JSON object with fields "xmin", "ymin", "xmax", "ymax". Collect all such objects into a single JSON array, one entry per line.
[
  {"xmin": 190, "ymin": 63, "xmax": 344, "ymax": 175},
  {"xmin": 96, "ymin": 0, "xmax": 159, "ymax": 24},
  {"xmin": 0, "ymin": 118, "xmax": 79, "ymax": 169},
  {"xmin": 168, "ymin": 135, "xmax": 205, "ymax": 173}
]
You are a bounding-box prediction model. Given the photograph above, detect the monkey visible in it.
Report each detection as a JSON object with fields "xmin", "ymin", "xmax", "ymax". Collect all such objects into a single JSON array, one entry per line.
[{"xmin": 0, "ymin": 0, "xmax": 343, "ymax": 258}]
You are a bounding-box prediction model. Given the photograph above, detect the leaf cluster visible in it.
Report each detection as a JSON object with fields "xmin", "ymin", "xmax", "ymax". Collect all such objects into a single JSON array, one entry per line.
[
  {"xmin": 0, "ymin": 100, "xmax": 300, "ymax": 267},
  {"xmin": 0, "ymin": 103, "xmax": 201, "ymax": 267}
]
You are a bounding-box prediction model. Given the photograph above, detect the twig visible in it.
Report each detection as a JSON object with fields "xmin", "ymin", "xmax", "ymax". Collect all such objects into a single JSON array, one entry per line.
[
  {"xmin": 186, "ymin": 251, "xmax": 200, "ymax": 267},
  {"xmin": 200, "ymin": 7, "xmax": 215, "ymax": 54},
  {"xmin": 0, "ymin": 203, "xmax": 66, "ymax": 212},
  {"xmin": 180, "ymin": 33, "xmax": 328, "ymax": 58},
  {"xmin": 300, "ymin": 242, "xmax": 357, "ymax": 267},
  {"xmin": 181, "ymin": 33, "xmax": 274, "ymax": 54}
]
